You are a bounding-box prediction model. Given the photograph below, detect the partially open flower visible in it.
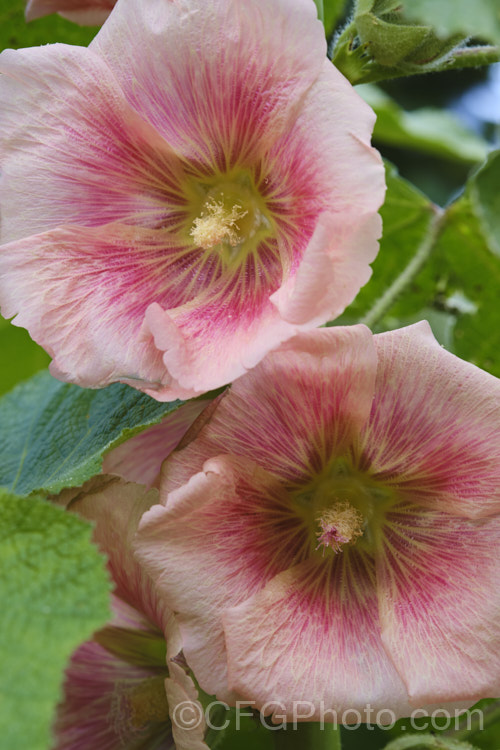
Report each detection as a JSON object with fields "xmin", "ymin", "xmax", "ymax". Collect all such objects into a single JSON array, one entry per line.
[
  {"xmin": 135, "ymin": 323, "xmax": 500, "ymax": 718},
  {"xmin": 55, "ymin": 477, "xmax": 208, "ymax": 750},
  {"xmin": 0, "ymin": 0, "xmax": 384, "ymax": 400},
  {"xmin": 25, "ymin": 0, "xmax": 114, "ymax": 26}
]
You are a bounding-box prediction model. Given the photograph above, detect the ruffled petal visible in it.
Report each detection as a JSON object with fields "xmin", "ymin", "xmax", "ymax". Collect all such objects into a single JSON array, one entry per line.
[
  {"xmin": 267, "ymin": 62, "xmax": 384, "ymax": 326},
  {"xmin": 270, "ymin": 212, "xmax": 381, "ymax": 326},
  {"xmin": 135, "ymin": 454, "xmax": 307, "ymax": 700},
  {"xmin": 143, "ymin": 294, "xmax": 295, "ymax": 394},
  {"xmin": 223, "ymin": 552, "xmax": 413, "ymax": 720},
  {"xmin": 161, "ymin": 326, "xmax": 377, "ymax": 491},
  {"xmin": 0, "ymin": 224, "xmax": 199, "ymax": 395},
  {"xmin": 68, "ymin": 475, "xmax": 170, "ymax": 631},
  {"xmin": 377, "ymin": 501, "xmax": 500, "ymax": 704},
  {"xmin": 359, "ymin": 322, "xmax": 500, "ymax": 518},
  {"xmin": 164, "ymin": 617, "xmax": 209, "ymax": 750}
]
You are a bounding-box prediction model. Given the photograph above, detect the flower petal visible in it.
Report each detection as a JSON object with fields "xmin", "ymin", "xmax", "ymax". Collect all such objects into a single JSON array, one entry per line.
[
  {"xmin": 270, "ymin": 211, "xmax": 381, "ymax": 326},
  {"xmin": 69, "ymin": 475, "xmax": 170, "ymax": 631},
  {"xmin": 102, "ymin": 399, "xmax": 211, "ymax": 487},
  {"xmin": 25, "ymin": 0, "xmax": 114, "ymax": 25},
  {"xmin": 53, "ymin": 594, "xmax": 173, "ymax": 750},
  {"xmin": 143, "ymin": 294, "xmax": 296, "ymax": 394},
  {"xmin": 223, "ymin": 553, "xmax": 413, "ymax": 720},
  {"xmin": 0, "ymin": 224, "xmax": 199, "ymax": 395},
  {"xmin": 359, "ymin": 321, "xmax": 500, "ymax": 518},
  {"xmin": 92, "ymin": 0, "xmax": 327, "ymax": 167},
  {"xmin": 164, "ymin": 618, "xmax": 209, "ymax": 750},
  {"xmin": 377, "ymin": 501, "xmax": 500, "ymax": 704},
  {"xmin": 135, "ymin": 454, "xmax": 307, "ymax": 700},
  {"xmin": 267, "ymin": 62, "xmax": 384, "ymax": 325},
  {"xmin": 161, "ymin": 326, "xmax": 377, "ymax": 492},
  {"xmin": 0, "ymin": 43, "xmax": 185, "ymax": 243}
]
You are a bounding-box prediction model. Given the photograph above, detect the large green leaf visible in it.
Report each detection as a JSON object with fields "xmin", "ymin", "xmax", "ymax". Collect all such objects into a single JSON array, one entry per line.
[
  {"xmin": 338, "ymin": 155, "xmax": 500, "ymax": 377},
  {"xmin": 357, "ymin": 84, "xmax": 488, "ymax": 165},
  {"xmin": 468, "ymin": 149, "xmax": 500, "ymax": 256},
  {"xmin": 402, "ymin": 0, "xmax": 500, "ymax": 45},
  {"xmin": 0, "ymin": 490, "xmax": 110, "ymax": 750},
  {"xmin": 0, "ymin": 370, "xmax": 187, "ymax": 496}
]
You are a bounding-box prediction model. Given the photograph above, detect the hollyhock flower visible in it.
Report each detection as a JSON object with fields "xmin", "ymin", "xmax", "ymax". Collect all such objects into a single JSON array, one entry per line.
[
  {"xmin": 135, "ymin": 322, "xmax": 500, "ymax": 719},
  {"xmin": 56, "ymin": 476, "xmax": 208, "ymax": 750},
  {"xmin": 25, "ymin": 0, "xmax": 114, "ymax": 25},
  {"xmin": 0, "ymin": 0, "xmax": 384, "ymax": 401}
]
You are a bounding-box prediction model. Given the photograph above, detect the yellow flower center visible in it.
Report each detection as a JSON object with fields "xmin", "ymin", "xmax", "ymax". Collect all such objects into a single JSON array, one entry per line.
[
  {"xmin": 190, "ymin": 197, "xmax": 249, "ymax": 250},
  {"xmin": 186, "ymin": 170, "xmax": 273, "ymax": 264}
]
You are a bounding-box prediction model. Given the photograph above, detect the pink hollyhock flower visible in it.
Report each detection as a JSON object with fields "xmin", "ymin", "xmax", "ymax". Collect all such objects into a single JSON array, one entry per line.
[
  {"xmin": 0, "ymin": 0, "xmax": 384, "ymax": 401},
  {"xmin": 25, "ymin": 0, "xmax": 114, "ymax": 26},
  {"xmin": 135, "ymin": 322, "xmax": 500, "ymax": 719},
  {"xmin": 55, "ymin": 476, "xmax": 208, "ymax": 750}
]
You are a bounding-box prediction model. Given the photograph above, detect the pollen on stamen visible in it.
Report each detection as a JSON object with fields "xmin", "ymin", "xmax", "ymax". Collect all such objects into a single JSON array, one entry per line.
[
  {"xmin": 316, "ymin": 502, "xmax": 364, "ymax": 555},
  {"xmin": 190, "ymin": 197, "xmax": 248, "ymax": 250}
]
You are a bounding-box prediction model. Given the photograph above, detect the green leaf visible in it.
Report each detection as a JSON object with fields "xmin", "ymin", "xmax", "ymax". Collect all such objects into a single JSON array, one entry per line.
[
  {"xmin": 0, "ymin": 317, "xmax": 50, "ymax": 397},
  {"xmin": 338, "ymin": 157, "xmax": 500, "ymax": 376},
  {"xmin": 0, "ymin": 489, "xmax": 111, "ymax": 750},
  {"xmin": 468, "ymin": 149, "xmax": 500, "ymax": 256},
  {"xmin": 383, "ymin": 733, "xmax": 477, "ymax": 749},
  {"xmin": 356, "ymin": 84, "xmax": 488, "ymax": 165},
  {"xmin": 0, "ymin": 370, "xmax": 187, "ymax": 496},
  {"xmin": 402, "ymin": 0, "xmax": 500, "ymax": 45}
]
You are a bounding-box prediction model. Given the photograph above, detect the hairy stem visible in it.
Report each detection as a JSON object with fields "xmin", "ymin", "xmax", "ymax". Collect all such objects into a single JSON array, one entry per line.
[{"xmin": 444, "ymin": 45, "xmax": 500, "ymax": 71}]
